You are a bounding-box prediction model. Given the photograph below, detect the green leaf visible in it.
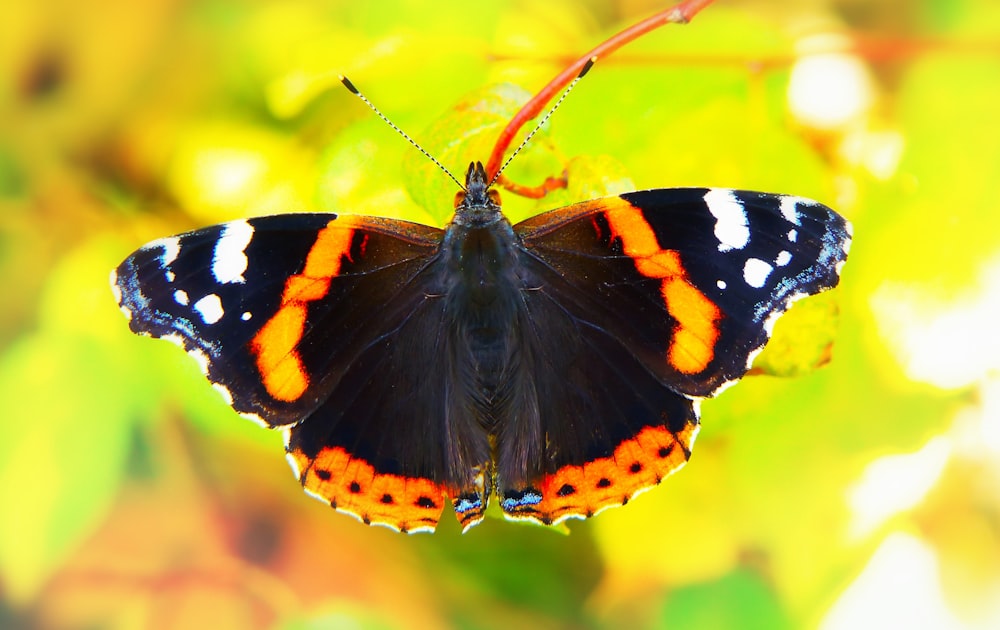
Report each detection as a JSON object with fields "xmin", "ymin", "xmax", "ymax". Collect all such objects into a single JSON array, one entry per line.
[
  {"xmin": 658, "ymin": 568, "xmax": 792, "ymax": 630},
  {"xmin": 0, "ymin": 333, "xmax": 132, "ymax": 602},
  {"xmin": 402, "ymin": 83, "xmax": 533, "ymax": 224},
  {"xmin": 752, "ymin": 292, "xmax": 843, "ymax": 378},
  {"xmin": 0, "ymin": 237, "xmax": 147, "ymax": 601}
]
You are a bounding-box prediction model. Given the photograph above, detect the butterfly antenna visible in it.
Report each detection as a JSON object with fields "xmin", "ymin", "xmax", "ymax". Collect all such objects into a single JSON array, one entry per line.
[
  {"xmin": 488, "ymin": 56, "xmax": 597, "ymax": 188},
  {"xmin": 339, "ymin": 75, "xmax": 465, "ymax": 191}
]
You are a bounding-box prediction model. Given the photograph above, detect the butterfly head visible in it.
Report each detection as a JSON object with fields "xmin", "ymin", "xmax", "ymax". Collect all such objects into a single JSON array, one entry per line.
[{"xmin": 453, "ymin": 161, "xmax": 502, "ymax": 227}]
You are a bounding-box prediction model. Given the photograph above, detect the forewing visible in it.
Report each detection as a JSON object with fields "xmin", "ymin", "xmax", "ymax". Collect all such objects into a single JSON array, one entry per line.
[{"xmin": 516, "ymin": 188, "xmax": 851, "ymax": 398}]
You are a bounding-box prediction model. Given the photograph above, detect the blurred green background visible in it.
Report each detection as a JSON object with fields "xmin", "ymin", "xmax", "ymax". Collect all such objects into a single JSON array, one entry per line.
[{"xmin": 3, "ymin": 0, "xmax": 1000, "ymax": 628}]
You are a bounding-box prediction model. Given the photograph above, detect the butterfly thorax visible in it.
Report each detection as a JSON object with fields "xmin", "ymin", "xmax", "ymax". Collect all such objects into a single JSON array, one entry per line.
[
  {"xmin": 426, "ymin": 162, "xmax": 536, "ymax": 494},
  {"xmin": 440, "ymin": 163, "xmax": 524, "ymax": 397}
]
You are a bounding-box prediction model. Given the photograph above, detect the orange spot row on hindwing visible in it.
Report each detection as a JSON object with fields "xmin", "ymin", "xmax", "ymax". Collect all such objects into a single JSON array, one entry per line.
[
  {"xmin": 529, "ymin": 424, "xmax": 696, "ymax": 523},
  {"xmin": 295, "ymin": 445, "xmax": 447, "ymax": 532}
]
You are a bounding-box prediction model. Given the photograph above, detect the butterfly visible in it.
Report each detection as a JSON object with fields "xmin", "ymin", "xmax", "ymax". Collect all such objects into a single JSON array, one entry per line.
[{"xmin": 112, "ymin": 153, "xmax": 850, "ymax": 534}]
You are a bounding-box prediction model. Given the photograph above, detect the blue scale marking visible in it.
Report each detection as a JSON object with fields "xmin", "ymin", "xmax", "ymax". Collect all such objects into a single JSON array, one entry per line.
[
  {"xmin": 501, "ymin": 491, "xmax": 542, "ymax": 511},
  {"xmin": 453, "ymin": 496, "xmax": 483, "ymax": 514}
]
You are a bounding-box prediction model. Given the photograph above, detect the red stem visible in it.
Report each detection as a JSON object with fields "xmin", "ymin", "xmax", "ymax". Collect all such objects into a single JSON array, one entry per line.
[{"xmin": 485, "ymin": 0, "xmax": 717, "ymax": 180}]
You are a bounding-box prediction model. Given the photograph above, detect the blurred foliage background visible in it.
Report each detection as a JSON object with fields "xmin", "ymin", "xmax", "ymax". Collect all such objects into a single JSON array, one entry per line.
[{"xmin": 2, "ymin": 0, "xmax": 1000, "ymax": 628}]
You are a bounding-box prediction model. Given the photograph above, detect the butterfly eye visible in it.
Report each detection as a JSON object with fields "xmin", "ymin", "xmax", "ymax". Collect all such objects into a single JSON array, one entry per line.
[
  {"xmin": 454, "ymin": 190, "xmax": 467, "ymax": 208},
  {"xmin": 488, "ymin": 189, "xmax": 502, "ymax": 206}
]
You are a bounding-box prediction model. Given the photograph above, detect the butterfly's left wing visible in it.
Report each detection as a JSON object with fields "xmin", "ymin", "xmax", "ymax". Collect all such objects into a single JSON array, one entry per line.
[
  {"xmin": 113, "ymin": 214, "xmax": 493, "ymax": 533},
  {"xmin": 496, "ymin": 188, "xmax": 851, "ymax": 525}
]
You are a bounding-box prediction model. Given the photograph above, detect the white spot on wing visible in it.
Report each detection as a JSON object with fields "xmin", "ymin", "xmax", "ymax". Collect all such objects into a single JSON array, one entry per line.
[
  {"xmin": 162, "ymin": 333, "xmax": 185, "ymax": 348},
  {"xmin": 691, "ymin": 399, "xmax": 703, "ymax": 419},
  {"xmin": 780, "ymin": 197, "xmax": 804, "ymax": 226},
  {"xmin": 194, "ymin": 294, "xmax": 224, "ymax": 324},
  {"xmin": 776, "ymin": 250, "xmax": 792, "ymax": 267},
  {"xmin": 110, "ymin": 270, "xmax": 134, "ymax": 321},
  {"xmin": 788, "ymin": 229, "xmax": 798, "ymax": 242},
  {"xmin": 743, "ymin": 258, "xmax": 774, "ymax": 288},
  {"xmin": 704, "ymin": 189, "xmax": 750, "ymax": 252},
  {"xmin": 717, "ymin": 280, "xmax": 727, "ymax": 290},
  {"xmin": 285, "ymin": 451, "xmax": 302, "ymax": 479},
  {"xmin": 241, "ymin": 311, "xmax": 252, "ymax": 321},
  {"xmin": 212, "ymin": 220, "xmax": 254, "ymax": 284},
  {"xmin": 304, "ymin": 486, "xmax": 331, "ymax": 505},
  {"xmin": 213, "ymin": 382, "xmax": 234, "ymax": 405},
  {"xmin": 708, "ymin": 377, "xmax": 741, "ymax": 397},
  {"xmin": 109, "ymin": 270, "xmax": 122, "ymax": 304},
  {"xmin": 242, "ymin": 411, "xmax": 269, "ymax": 428},
  {"xmin": 372, "ymin": 520, "xmax": 405, "ymax": 533},
  {"xmin": 174, "ymin": 289, "xmax": 189, "ymax": 305},
  {"xmin": 148, "ymin": 236, "xmax": 181, "ymax": 268},
  {"xmin": 187, "ymin": 347, "xmax": 211, "ymax": 375},
  {"xmin": 763, "ymin": 310, "xmax": 783, "ymax": 337},
  {"xmin": 165, "ymin": 270, "xmax": 176, "ymax": 282}
]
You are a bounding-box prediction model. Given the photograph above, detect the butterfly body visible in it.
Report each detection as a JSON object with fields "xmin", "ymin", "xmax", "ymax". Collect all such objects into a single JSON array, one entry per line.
[{"xmin": 113, "ymin": 160, "xmax": 851, "ymax": 533}]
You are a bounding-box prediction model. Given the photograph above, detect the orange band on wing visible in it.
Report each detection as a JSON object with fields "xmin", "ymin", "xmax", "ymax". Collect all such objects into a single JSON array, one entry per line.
[
  {"xmin": 250, "ymin": 217, "xmax": 364, "ymax": 402},
  {"xmin": 662, "ymin": 278, "xmax": 722, "ymax": 374},
  {"xmin": 601, "ymin": 199, "xmax": 721, "ymax": 374},
  {"xmin": 253, "ymin": 306, "xmax": 308, "ymax": 401},
  {"xmin": 289, "ymin": 445, "xmax": 447, "ymax": 533}
]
